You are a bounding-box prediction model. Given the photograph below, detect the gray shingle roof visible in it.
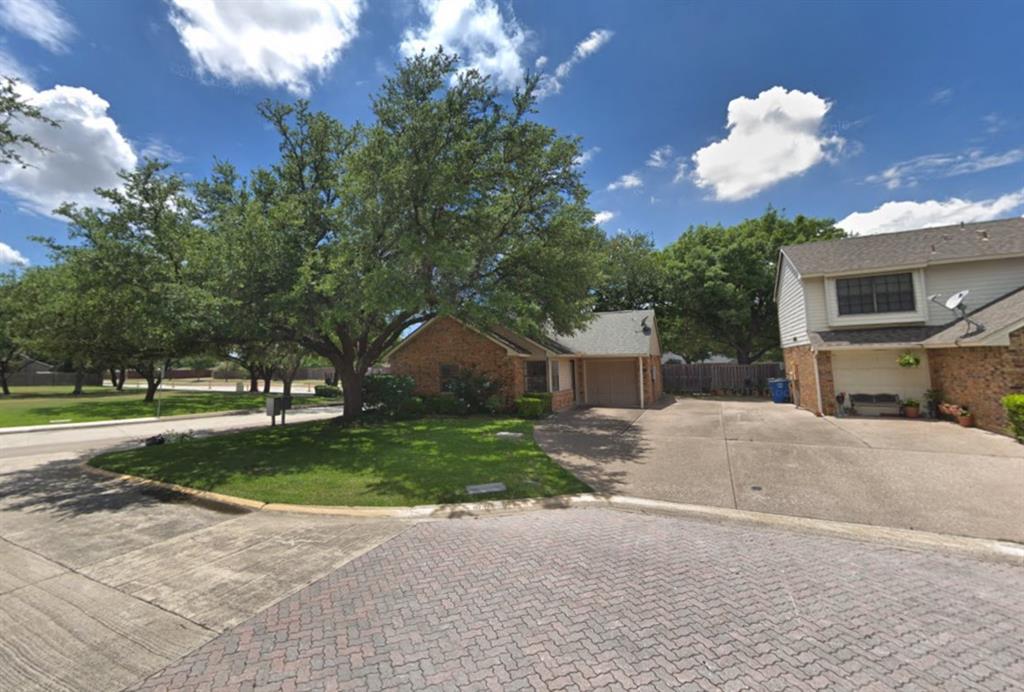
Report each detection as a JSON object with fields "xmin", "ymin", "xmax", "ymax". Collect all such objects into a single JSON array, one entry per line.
[
  {"xmin": 550, "ymin": 309, "xmax": 659, "ymax": 356},
  {"xmin": 783, "ymin": 217, "xmax": 1024, "ymax": 276},
  {"xmin": 924, "ymin": 286, "xmax": 1024, "ymax": 346}
]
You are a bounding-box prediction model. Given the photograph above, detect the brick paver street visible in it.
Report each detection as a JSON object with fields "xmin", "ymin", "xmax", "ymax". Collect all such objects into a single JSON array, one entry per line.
[{"xmin": 135, "ymin": 508, "xmax": 1024, "ymax": 691}]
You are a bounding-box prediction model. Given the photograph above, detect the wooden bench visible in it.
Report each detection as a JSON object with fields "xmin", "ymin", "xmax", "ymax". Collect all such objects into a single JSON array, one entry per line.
[{"xmin": 850, "ymin": 393, "xmax": 901, "ymax": 417}]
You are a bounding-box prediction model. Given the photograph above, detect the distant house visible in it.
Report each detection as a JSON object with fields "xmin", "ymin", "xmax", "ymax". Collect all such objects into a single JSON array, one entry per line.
[
  {"xmin": 387, "ymin": 310, "xmax": 663, "ymax": 411},
  {"xmin": 774, "ymin": 217, "xmax": 1024, "ymax": 433}
]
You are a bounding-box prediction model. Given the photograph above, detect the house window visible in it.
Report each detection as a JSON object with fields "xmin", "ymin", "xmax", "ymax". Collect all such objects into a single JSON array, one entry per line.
[
  {"xmin": 836, "ymin": 273, "xmax": 915, "ymax": 315},
  {"xmin": 525, "ymin": 361, "xmax": 547, "ymax": 393},
  {"xmin": 440, "ymin": 363, "xmax": 459, "ymax": 392}
]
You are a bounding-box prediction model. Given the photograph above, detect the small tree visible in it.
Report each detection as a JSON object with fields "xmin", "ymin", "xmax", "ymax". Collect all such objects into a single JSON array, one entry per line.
[{"xmin": 0, "ymin": 272, "xmax": 30, "ymax": 394}]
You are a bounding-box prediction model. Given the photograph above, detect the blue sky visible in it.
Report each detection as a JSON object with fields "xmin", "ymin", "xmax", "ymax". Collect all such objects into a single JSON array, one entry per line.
[{"xmin": 1, "ymin": 0, "xmax": 1022, "ymax": 269}]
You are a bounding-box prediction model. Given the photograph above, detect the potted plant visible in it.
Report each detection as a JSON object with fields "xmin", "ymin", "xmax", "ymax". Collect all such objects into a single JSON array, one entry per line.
[
  {"xmin": 924, "ymin": 389, "xmax": 942, "ymax": 418},
  {"xmin": 902, "ymin": 398, "xmax": 921, "ymax": 418},
  {"xmin": 898, "ymin": 352, "xmax": 921, "ymax": 368},
  {"xmin": 957, "ymin": 406, "xmax": 975, "ymax": 427}
]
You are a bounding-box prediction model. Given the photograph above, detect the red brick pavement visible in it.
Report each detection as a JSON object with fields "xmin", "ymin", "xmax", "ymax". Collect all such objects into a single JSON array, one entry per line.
[{"xmin": 133, "ymin": 509, "xmax": 1024, "ymax": 691}]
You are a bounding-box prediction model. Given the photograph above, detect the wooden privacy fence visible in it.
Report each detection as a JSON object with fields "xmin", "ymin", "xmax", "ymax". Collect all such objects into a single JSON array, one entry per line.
[{"xmin": 661, "ymin": 362, "xmax": 784, "ymax": 395}]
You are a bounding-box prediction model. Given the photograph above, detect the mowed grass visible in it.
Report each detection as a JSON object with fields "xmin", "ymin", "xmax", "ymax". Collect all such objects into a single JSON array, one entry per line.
[
  {"xmin": 91, "ymin": 417, "xmax": 590, "ymax": 506},
  {"xmin": 0, "ymin": 386, "xmax": 339, "ymax": 428}
]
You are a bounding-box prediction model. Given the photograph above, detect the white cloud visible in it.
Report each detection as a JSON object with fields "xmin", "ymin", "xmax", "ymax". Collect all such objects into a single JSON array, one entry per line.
[
  {"xmin": 646, "ymin": 145, "xmax": 673, "ymax": 168},
  {"xmin": 691, "ymin": 86, "xmax": 844, "ymax": 201},
  {"xmin": 139, "ymin": 138, "xmax": 186, "ymax": 164},
  {"xmin": 0, "ymin": 47, "xmax": 31, "ymax": 82},
  {"xmin": 400, "ymin": 0, "xmax": 526, "ymax": 90},
  {"xmin": 574, "ymin": 146, "xmax": 600, "ymax": 167},
  {"xmin": 537, "ymin": 28, "xmax": 612, "ymax": 98},
  {"xmin": 534, "ymin": 55, "xmax": 547, "ymax": 69},
  {"xmin": 0, "ymin": 241, "xmax": 28, "ymax": 267},
  {"xmin": 867, "ymin": 148, "xmax": 1024, "ymax": 189},
  {"xmin": 168, "ymin": 0, "xmax": 362, "ymax": 96},
  {"xmin": 929, "ymin": 88, "xmax": 953, "ymax": 104},
  {"xmin": 607, "ymin": 172, "xmax": 642, "ymax": 191},
  {"xmin": 983, "ymin": 112, "xmax": 1008, "ymax": 134},
  {"xmin": 0, "ymin": 0, "xmax": 74, "ymax": 52},
  {"xmin": 837, "ymin": 189, "xmax": 1024, "ymax": 235},
  {"xmin": 593, "ymin": 210, "xmax": 615, "ymax": 225},
  {"xmin": 672, "ymin": 159, "xmax": 687, "ymax": 184},
  {"xmin": 0, "ymin": 81, "xmax": 137, "ymax": 216}
]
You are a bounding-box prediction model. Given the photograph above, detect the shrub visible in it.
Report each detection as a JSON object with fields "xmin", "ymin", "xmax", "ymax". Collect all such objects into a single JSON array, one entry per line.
[
  {"xmin": 423, "ymin": 392, "xmax": 467, "ymax": 416},
  {"xmin": 396, "ymin": 396, "xmax": 425, "ymax": 420},
  {"xmin": 447, "ymin": 369, "xmax": 502, "ymax": 413},
  {"xmin": 1004, "ymin": 394, "xmax": 1024, "ymax": 442},
  {"xmin": 516, "ymin": 396, "xmax": 545, "ymax": 419},
  {"xmin": 314, "ymin": 384, "xmax": 342, "ymax": 398},
  {"xmin": 528, "ymin": 391, "xmax": 553, "ymax": 413},
  {"xmin": 483, "ymin": 394, "xmax": 505, "ymax": 415},
  {"xmin": 362, "ymin": 374, "xmax": 415, "ymax": 416}
]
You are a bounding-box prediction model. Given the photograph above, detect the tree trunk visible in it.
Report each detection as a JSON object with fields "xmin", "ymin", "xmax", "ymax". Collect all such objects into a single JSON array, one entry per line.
[
  {"xmin": 262, "ymin": 368, "xmax": 272, "ymax": 394},
  {"xmin": 140, "ymin": 363, "xmax": 162, "ymax": 402},
  {"xmin": 116, "ymin": 367, "xmax": 126, "ymax": 391},
  {"xmin": 109, "ymin": 367, "xmax": 118, "ymax": 389},
  {"xmin": 339, "ymin": 369, "xmax": 364, "ymax": 421},
  {"xmin": 248, "ymin": 369, "xmax": 259, "ymax": 393},
  {"xmin": 0, "ymin": 370, "xmax": 9, "ymax": 396},
  {"xmin": 72, "ymin": 369, "xmax": 85, "ymax": 395}
]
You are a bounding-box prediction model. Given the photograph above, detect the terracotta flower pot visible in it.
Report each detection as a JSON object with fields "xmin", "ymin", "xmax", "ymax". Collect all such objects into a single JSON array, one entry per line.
[
  {"xmin": 957, "ymin": 414, "xmax": 974, "ymax": 428},
  {"xmin": 904, "ymin": 405, "xmax": 920, "ymax": 418}
]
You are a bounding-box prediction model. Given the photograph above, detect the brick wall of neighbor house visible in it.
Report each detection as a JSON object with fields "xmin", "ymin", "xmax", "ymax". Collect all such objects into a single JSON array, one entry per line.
[
  {"xmin": 783, "ymin": 345, "xmax": 816, "ymax": 412},
  {"xmin": 927, "ymin": 328, "xmax": 1024, "ymax": 434},
  {"xmin": 388, "ymin": 317, "xmax": 524, "ymax": 405},
  {"xmin": 551, "ymin": 389, "xmax": 574, "ymax": 411},
  {"xmin": 642, "ymin": 355, "xmax": 663, "ymax": 406}
]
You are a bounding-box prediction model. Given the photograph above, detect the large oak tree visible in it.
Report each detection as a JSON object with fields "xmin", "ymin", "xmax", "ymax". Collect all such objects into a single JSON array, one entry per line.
[{"xmin": 213, "ymin": 51, "xmax": 603, "ymax": 419}]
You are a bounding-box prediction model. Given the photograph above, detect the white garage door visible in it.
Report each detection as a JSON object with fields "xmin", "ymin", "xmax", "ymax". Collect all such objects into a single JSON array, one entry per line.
[
  {"xmin": 586, "ymin": 359, "xmax": 639, "ymax": 407},
  {"xmin": 831, "ymin": 349, "xmax": 930, "ymax": 402}
]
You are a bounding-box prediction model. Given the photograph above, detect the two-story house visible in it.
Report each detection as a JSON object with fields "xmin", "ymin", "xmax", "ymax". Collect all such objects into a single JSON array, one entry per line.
[{"xmin": 774, "ymin": 217, "xmax": 1024, "ymax": 434}]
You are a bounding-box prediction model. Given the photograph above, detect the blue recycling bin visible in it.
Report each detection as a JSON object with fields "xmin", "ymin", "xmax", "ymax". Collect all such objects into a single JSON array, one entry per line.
[{"xmin": 768, "ymin": 378, "xmax": 791, "ymax": 404}]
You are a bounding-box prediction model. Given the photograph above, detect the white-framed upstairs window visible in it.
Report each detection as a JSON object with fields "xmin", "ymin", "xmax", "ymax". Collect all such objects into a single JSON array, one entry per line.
[{"xmin": 825, "ymin": 269, "xmax": 927, "ymax": 327}]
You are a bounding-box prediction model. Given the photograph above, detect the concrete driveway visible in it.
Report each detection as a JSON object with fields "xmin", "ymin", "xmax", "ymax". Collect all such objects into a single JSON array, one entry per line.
[
  {"xmin": 536, "ymin": 397, "xmax": 1024, "ymax": 543},
  {"xmin": 0, "ymin": 413, "xmax": 406, "ymax": 692}
]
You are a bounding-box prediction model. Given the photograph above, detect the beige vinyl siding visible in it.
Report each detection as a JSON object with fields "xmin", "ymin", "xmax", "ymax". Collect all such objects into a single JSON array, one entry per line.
[
  {"xmin": 922, "ymin": 256, "xmax": 1024, "ymax": 325},
  {"xmin": 832, "ymin": 349, "xmax": 931, "ymax": 404},
  {"xmin": 777, "ymin": 257, "xmax": 810, "ymax": 346},
  {"xmin": 804, "ymin": 277, "xmax": 829, "ymax": 332}
]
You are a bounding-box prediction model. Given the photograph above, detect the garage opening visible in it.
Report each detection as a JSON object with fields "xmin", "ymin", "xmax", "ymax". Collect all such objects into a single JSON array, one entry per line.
[{"xmin": 585, "ymin": 359, "xmax": 640, "ymax": 407}]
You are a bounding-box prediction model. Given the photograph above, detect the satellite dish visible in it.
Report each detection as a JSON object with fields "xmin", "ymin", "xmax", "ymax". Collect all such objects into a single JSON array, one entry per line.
[{"xmin": 945, "ymin": 289, "xmax": 969, "ymax": 311}]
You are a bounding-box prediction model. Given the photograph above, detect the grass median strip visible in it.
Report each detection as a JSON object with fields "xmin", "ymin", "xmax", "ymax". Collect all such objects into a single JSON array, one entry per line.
[
  {"xmin": 0, "ymin": 386, "xmax": 338, "ymax": 428},
  {"xmin": 90, "ymin": 416, "xmax": 589, "ymax": 507}
]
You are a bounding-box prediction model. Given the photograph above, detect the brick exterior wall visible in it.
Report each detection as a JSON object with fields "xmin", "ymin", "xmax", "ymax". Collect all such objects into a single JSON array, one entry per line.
[
  {"xmin": 551, "ymin": 388, "xmax": 575, "ymax": 411},
  {"xmin": 388, "ymin": 317, "xmax": 526, "ymax": 406},
  {"xmin": 927, "ymin": 327, "xmax": 1024, "ymax": 434},
  {"xmin": 643, "ymin": 355, "xmax": 664, "ymax": 406},
  {"xmin": 782, "ymin": 345, "xmax": 834, "ymax": 415}
]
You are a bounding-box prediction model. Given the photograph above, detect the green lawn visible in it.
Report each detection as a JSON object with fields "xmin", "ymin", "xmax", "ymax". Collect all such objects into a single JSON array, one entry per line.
[
  {"xmin": 90, "ymin": 417, "xmax": 589, "ymax": 506},
  {"xmin": 0, "ymin": 386, "xmax": 338, "ymax": 428}
]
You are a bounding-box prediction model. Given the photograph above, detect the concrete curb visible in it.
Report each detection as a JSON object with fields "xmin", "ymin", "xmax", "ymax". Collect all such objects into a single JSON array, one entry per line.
[
  {"xmin": 0, "ymin": 403, "xmax": 344, "ymax": 435},
  {"xmin": 80, "ymin": 460, "xmax": 1023, "ymax": 564}
]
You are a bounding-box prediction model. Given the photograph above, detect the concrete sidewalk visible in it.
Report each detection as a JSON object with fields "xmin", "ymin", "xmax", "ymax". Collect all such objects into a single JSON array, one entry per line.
[
  {"xmin": 0, "ymin": 408, "xmax": 404, "ymax": 692},
  {"xmin": 536, "ymin": 398, "xmax": 1024, "ymax": 543}
]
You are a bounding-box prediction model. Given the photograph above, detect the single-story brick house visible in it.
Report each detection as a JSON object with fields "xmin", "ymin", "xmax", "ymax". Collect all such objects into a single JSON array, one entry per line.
[
  {"xmin": 775, "ymin": 218, "xmax": 1024, "ymax": 434},
  {"xmin": 386, "ymin": 310, "xmax": 664, "ymax": 411}
]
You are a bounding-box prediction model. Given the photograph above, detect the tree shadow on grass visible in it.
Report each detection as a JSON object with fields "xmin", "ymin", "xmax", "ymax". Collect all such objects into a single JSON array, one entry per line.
[{"xmin": 86, "ymin": 417, "xmax": 592, "ymax": 507}]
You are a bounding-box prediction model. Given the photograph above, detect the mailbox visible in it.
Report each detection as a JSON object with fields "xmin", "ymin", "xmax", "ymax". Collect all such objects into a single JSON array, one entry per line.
[{"xmin": 266, "ymin": 396, "xmax": 292, "ymax": 425}]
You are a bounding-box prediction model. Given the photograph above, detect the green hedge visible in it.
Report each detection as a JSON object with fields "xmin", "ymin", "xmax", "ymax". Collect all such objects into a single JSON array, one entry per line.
[
  {"xmin": 1003, "ymin": 394, "xmax": 1024, "ymax": 442},
  {"xmin": 528, "ymin": 392, "xmax": 553, "ymax": 413},
  {"xmin": 362, "ymin": 374, "xmax": 416, "ymax": 417},
  {"xmin": 515, "ymin": 396, "xmax": 545, "ymax": 419},
  {"xmin": 423, "ymin": 392, "xmax": 469, "ymax": 416},
  {"xmin": 313, "ymin": 384, "xmax": 342, "ymax": 398}
]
